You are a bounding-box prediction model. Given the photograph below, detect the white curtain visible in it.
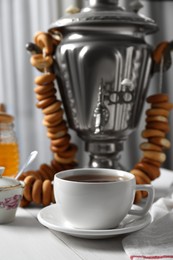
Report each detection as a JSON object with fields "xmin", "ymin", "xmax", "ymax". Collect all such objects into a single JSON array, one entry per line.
[
  {"xmin": 123, "ymin": 0, "xmax": 173, "ymax": 170},
  {"xmin": 0, "ymin": 0, "xmax": 173, "ymax": 171},
  {"xmin": 0, "ymin": 0, "xmax": 86, "ymax": 170}
]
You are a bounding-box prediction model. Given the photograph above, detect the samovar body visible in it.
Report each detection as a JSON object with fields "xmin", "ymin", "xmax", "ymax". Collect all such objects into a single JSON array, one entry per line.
[{"xmin": 49, "ymin": 0, "xmax": 158, "ymax": 168}]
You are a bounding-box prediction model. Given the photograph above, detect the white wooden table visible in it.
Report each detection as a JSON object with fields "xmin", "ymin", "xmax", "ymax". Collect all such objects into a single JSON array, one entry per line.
[
  {"xmin": 0, "ymin": 206, "xmax": 129, "ymax": 260},
  {"xmin": 1, "ymin": 168, "xmax": 173, "ymax": 260}
]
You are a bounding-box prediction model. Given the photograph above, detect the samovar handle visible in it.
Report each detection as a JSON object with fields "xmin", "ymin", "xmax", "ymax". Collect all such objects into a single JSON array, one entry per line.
[
  {"xmin": 26, "ymin": 41, "xmax": 60, "ymax": 75},
  {"xmin": 152, "ymin": 40, "xmax": 173, "ymax": 74}
]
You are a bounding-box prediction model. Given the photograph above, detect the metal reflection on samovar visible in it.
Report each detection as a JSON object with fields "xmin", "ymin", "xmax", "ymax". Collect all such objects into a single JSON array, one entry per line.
[{"xmin": 48, "ymin": 0, "xmax": 159, "ymax": 169}]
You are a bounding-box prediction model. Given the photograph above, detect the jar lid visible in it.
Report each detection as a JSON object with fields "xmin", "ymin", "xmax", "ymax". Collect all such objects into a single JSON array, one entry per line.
[
  {"xmin": 0, "ymin": 167, "xmax": 20, "ymax": 190},
  {"xmin": 0, "ymin": 103, "xmax": 14, "ymax": 123},
  {"xmin": 49, "ymin": 0, "xmax": 158, "ymax": 36},
  {"xmin": 0, "ymin": 113, "xmax": 14, "ymax": 123}
]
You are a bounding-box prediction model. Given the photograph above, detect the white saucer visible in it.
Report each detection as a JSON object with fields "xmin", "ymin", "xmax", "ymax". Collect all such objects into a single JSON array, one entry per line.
[{"xmin": 37, "ymin": 204, "xmax": 152, "ymax": 239}]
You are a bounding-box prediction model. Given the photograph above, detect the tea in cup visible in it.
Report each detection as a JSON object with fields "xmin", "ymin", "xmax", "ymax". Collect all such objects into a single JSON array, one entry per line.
[{"xmin": 54, "ymin": 168, "xmax": 154, "ymax": 229}]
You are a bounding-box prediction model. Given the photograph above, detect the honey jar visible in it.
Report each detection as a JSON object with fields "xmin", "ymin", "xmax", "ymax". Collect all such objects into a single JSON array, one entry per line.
[{"xmin": 0, "ymin": 104, "xmax": 20, "ymax": 177}]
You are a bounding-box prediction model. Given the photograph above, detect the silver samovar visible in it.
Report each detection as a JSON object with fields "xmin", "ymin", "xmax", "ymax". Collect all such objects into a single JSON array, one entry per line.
[{"xmin": 48, "ymin": 0, "xmax": 159, "ymax": 169}]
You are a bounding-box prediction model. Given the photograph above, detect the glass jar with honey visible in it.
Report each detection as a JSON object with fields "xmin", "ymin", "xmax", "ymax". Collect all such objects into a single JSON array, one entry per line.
[{"xmin": 0, "ymin": 104, "xmax": 20, "ymax": 177}]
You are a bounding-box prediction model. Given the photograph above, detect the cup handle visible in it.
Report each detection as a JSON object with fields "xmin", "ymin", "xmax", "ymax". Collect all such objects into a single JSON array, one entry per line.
[{"xmin": 128, "ymin": 184, "xmax": 155, "ymax": 216}]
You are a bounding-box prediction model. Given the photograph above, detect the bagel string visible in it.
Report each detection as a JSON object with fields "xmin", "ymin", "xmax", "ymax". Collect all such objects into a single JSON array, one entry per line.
[
  {"xmin": 21, "ymin": 31, "xmax": 173, "ymax": 207},
  {"xmin": 20, "ymin": 31, "xmax": 78, "ymax": 207},
  {"xmin": 131, "ymin": 94, "xmax": 173, "ymax": 203}
]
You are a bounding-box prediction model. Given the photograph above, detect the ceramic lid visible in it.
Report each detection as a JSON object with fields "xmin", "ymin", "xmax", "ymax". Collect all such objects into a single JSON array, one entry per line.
[
  {"xmin": 0, "ymin": 167, "xmax": 20, "ymax": 189},
  {"xmin": 49, "ymin": 0, "xmax": 158, "ymax": 35}
]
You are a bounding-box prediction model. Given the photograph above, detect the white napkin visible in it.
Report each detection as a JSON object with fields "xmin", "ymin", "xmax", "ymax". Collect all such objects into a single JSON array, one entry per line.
[
  {"xmin": 152, "ymin": 168, "xmax": 173, "ymax": 199},
  {"xmin": 122, "ymin": 195, "xmax": 173, "ymax": 260}
]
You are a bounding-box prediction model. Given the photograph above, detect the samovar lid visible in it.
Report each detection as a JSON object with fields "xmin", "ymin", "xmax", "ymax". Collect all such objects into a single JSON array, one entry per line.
[{"xmin": 49, "ymin": 0, "xmax": 158, "ymax": 36}]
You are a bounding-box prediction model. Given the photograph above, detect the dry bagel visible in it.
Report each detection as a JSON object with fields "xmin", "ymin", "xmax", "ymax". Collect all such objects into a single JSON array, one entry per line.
[
  {"xmin": 146, "ymin": 121, "xmax": 170, "ymax": 133},
  {"xmin": 143, "ymin": 151, "xmax": 166, "ymax": 163},
  {"xmin": 141, "ymin": 157, "xmax": 161, "ymax": 168},
  {"xmin": 36, "ymin": 88, "xmax": 57, "ymax": 101},
  {"xmin": 152, "ymin": 102, "xmax": 173, "ymax": 110},
  {"xmin": 30, "ymin": 54, "xmax": 53, "ymax": 69},
  {"xmin": 34, "ymin": 31, "xmax": 54, "ymax": 55},
  {"xmin": 149, "ymin": 137, "xmax": 171, "ymax": 149},
  {"xmin": 34, "ymin": 73, "xmax": 56, "ymax": 85},
  {"xmin": 134, "ymin": 161, "xmax": 160, "ymax": 180},
  {"xmin": 146, "ymin": 93, "xmax": 169, "ymax": 103},
  {"xmin": 32, "ymin": 179, "xmax": 42, "ymax": 204},
  {"xmin": 42, "ymin": 180, "xmax": 52, "ymax": 206},
  {"xmin": 36, "ymin": 97, "xmax": 57, "ymax": 109},
  {"xmin": 139, "ymin": 142, "xmax": 162, "ymax": 152},
  {"xmin": 42, "ymin": 101, "xmax": 62, "ymax": 115},
  {"xmin": 146, "ymin": 108, "xmax": 169, "ymax": 117},
  {"xmin": 23, "ymin": 176, "xmax": 36, "ymax": 201},
  {"xmin": 141, "ymin": 129, "xmax": 165, "ymax": 138},
  {"xmin": 34, "ymin": 83, "xmax": 54, "ymax": 95},
  {"xmin": 146, "ymin": 115, "xmax": 168, "ymax": 123}
]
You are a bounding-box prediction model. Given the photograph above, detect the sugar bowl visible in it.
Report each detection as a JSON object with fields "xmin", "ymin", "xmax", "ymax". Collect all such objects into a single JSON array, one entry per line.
[{"xmin": 0, "ymin": 167, "xmax": 24, "ymax": 223}]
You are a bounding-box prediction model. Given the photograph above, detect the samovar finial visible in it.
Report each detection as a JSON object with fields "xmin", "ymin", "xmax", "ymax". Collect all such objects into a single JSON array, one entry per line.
[{"xmin": 89, "ymin": 0, "xmax": 119, "ymax": 8}]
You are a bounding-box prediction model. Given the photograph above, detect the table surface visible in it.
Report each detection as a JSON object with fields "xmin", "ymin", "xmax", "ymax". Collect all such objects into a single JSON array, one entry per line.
[
  {"xmin": 1, "ymin": 168, "xmax": 173, "ymax": 260},
  {"xmin": 1, "ymin": 206, "xmax": 129, "ymax": 260}
]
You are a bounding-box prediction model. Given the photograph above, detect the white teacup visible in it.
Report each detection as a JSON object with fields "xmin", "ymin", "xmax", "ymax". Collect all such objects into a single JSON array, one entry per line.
[{"xmin": 54, "ymin": 168, "xmax": 154, "ymax": 230}]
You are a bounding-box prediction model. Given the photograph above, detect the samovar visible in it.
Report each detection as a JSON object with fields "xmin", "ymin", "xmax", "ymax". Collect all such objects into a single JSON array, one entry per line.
[{"xmin": 48, "ymin": 0, "xmax": 160, "ymax": 169}]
